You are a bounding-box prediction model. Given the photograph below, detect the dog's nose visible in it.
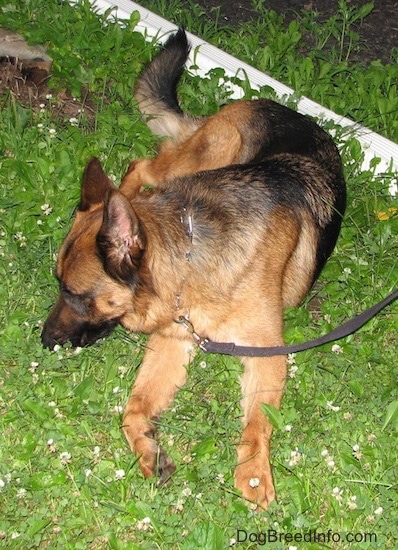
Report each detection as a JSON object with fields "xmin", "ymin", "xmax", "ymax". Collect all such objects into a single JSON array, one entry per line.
[{"xmin": 41, "ymin": 325, "xmax": 67, "ymax": 350}]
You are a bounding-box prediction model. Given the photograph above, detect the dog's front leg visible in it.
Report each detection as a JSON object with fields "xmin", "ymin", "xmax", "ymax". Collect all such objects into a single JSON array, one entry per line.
[
  {"xmin": 122, "ymin": 332, "xmax": 192, "ymax": 485},
  {"xmin": 235, "ymin": 355, "xmax": 287, "ymax": 509}
]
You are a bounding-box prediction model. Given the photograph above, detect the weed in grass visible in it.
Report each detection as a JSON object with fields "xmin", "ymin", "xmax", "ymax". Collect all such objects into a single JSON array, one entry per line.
[
  {"xmin": 0, "ymin": 0, "xmax": 397, "ymax": 548},
  {"xmin": 299, "ymin": 0, "xmax": 375, "ymax": 63}
]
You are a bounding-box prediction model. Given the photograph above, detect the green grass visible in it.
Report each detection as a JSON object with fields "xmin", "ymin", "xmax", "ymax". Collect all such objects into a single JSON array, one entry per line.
[{"xmin": 0, "ymin": 0, "xmax": 397, "ymax": 548}]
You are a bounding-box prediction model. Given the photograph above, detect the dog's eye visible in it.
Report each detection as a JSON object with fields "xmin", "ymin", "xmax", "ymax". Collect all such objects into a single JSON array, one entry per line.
[{"xmin": 60, "ymin": 283, "xmax": 77, "ymax": 297}]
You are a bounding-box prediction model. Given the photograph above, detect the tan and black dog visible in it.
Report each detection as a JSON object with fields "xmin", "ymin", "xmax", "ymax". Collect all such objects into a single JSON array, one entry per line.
[{"xmin": 42, "ymin": 29, "xmax": 346, "ymax": 509}]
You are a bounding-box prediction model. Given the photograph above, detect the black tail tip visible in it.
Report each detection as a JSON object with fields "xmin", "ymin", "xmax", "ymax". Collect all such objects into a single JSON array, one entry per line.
[{"xmin": 163, "ymin": 27, "xmax": 190, "ymax": 53}]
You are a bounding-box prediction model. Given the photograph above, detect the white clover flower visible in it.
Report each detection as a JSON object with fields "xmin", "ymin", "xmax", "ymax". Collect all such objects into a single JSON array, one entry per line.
[
  {"xmin": 112, "ymin": 405, "xmax": 123, "ymax": 414},
  {"xmin": 199, "ymin": 361, "xmax": 207, "ymax": 369},
  {"xmin": 332, "ymin": 344, "xmax": 343, "ymax": 354},
  {"xmin": 136, "ymin": 517, "xmax": 151, "ymax": 531},
  {"xmin": 352, "ymin": 444, "xmax": 362, "ymax": 460},
  {"xmin": 181, "ymin": 487, "xmax": 192, "ymax": 497},
  {"xmin": 114, "ymin": 469, "xmax": 125, "ymax": 480},
  {"xmin": 69, "ymin": 117, "xmax": 79, "ymax": 126},
  {"xmin": 347, "ymin": 495, "xmax": 357, "ymax": 510},
  {"xmin": 0, "ymin": 479, "xmax": 5, "ymax": 488},
  {"xmin": 288, "ymin": 364, "xmax": 298, "ymax": 379},
  {"xmin": 229, "ymin": 538, "xmax": 237, "ymax": 546},
  {"xmin": 249, "ymin": 477, "xmax": 260, "ymax": 488},
  {"xmin": 285, "ymin": 424, "xmax": 292, "ymax": 432},
  {"xmin": 174, "ymin": 499, "xmax": 184, "ymax": 512},
  {"xmin": 112, "ymin": 386, "xmax": 121, "ymax": 394},
  {"xmin": 59, "ymin": 451, "xmax": 71, "ymax": 464},
  {"xmin": 374, "ymin": 506, "xmax": 383, "ymax": 515},
  {"xmin": 327, "ymin": 459, "xmax": 335, "ymax": 469},
  {"xmin": 16, "ymin": 488, "xmax": 27, "ymax": 499},
  {"xmin": 45, "ymin": 94, "xmax": 53, "ymax": 100},
  {"xmin": 93, "ymin": 446, "xmax": 100, "ymax": 456},
  {"xmin": 14, "ymin": 232, "xmax": 26, "ymax": 244},
  {"xmin": 11, "ymin": 532, "xmax": 21, "ymax": 539},
  {"xmin": 288, "ymin": 447, "xmax": 302, "ymax": 467},
  {"xmin": 326, "ymin": 401, "xmax": 340, "ymax": 412},
  {"xmin": 321, "ymin": 449, "xmax": 329, "ymax": 457},
  {"xmin": 332, "ymin": 487, "xmax": 343, "ymax": 502},
  {"xmin": 85, "ymin": 469, "xmax": 92, "ymax": 478},
  {"xmin": 41, "ymin": 203, "xmax": 53, "ymax": 216},
  {"xmin": 46, "ymin": 440, "xmax": 56, "ymax": 452},
  {"xmin": 118, "ymin": 366, "xmax": 128, "ymax": 377},
  {"xmin": 216, "ymin": 473, "xmax": 225, "ymax": 484}
]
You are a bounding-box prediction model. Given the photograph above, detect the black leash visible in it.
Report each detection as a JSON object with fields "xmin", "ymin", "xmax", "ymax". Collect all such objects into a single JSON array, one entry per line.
[{"xmin": 179, "ymin": 289, "xmax": 398, "ymax": 358}]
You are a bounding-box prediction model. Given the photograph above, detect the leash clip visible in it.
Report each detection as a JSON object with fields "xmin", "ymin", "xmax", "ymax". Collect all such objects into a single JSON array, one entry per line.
[{"xmin": 175, "ymin": 315, "xmax": 209, "ymax": 351}]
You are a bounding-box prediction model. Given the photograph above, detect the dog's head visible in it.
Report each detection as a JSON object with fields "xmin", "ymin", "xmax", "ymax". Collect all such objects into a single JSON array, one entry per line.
[{"xmin": 41, "ymin": 158, "xmax": 145, "ymax": 349}]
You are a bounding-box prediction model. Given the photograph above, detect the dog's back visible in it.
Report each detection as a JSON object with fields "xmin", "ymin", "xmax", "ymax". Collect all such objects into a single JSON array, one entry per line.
[
  {"xmin": 133, "ymin": 30, "xmax": 345, "ymax": 286},
  {"xmin": 128, "ymin": 31, "xmax": 345, "ymax": 216}
]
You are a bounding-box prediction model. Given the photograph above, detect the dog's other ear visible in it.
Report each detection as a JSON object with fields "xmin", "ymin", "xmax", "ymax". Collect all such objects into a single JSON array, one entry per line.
[
  {"xmin": 97, "ymin": 190, "xmax": 145, "ymax": 285},
  {"xmin": 79, "ymin": 157, "xmax": 115, "ymax": 211}
]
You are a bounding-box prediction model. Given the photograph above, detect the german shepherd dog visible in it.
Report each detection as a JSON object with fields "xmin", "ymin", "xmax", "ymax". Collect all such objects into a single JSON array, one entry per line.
[{"xmin": 42, "ymin": 29, "xmax": 346, "ymax": 508}]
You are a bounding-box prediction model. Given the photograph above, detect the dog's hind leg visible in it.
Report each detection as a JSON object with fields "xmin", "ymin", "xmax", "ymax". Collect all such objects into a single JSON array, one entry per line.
[
  {"xmin": 119, "ymin": 113, "xmax": 243, "ymax": 199},
  {"xmin": 235, "ymin": 352, "xmax": 287, "ymax": 509},
  {"xmin": 122, "ymin": 332, "xmax": 193, "ymax": 484}
]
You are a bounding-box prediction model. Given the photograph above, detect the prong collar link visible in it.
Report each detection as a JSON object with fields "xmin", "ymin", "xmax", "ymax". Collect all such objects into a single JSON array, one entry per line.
[{"xmin": 175, "ymin": 315, "xmax": 209, "ymax": 351}]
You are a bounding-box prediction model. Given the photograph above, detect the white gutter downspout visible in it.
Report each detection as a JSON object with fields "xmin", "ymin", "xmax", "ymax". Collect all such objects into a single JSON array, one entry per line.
[{"xmin": 90, "ymin": 0, "xmax": 397, "ymax": 189}]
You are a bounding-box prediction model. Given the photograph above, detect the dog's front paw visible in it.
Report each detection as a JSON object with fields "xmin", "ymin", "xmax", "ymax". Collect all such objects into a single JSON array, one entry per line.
[
  {"xmin": 234, "ymin": 450, "xmax": 275, "ymax": 510},
  {"xmin": 156, "ymin": 446, "xmax": 176, "ymax": 486},
  {"xmin": 123, "ymin": 422, "xmax": 176, "ymax": 485}
]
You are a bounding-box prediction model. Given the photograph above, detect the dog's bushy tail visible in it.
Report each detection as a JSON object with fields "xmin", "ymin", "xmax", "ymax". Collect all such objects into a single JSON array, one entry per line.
[{"xmin": 135, "ymin": 28, "xmax": 202, "ymax": 141}]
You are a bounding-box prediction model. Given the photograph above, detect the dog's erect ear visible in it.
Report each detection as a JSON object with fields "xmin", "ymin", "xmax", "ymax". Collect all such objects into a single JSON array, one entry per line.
[
  {"xmin": 97, "ymin": 190, "xmax": 145, "ymax": 285},
  {"xmin": 79, "ymin": 157, "xmax": 115, "ymax": 211}
]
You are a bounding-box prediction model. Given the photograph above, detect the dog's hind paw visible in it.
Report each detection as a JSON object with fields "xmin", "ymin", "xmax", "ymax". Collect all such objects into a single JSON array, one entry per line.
[{"xmin": 234, "ymin": 456, "xmax": 275, "ymax": 511}]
